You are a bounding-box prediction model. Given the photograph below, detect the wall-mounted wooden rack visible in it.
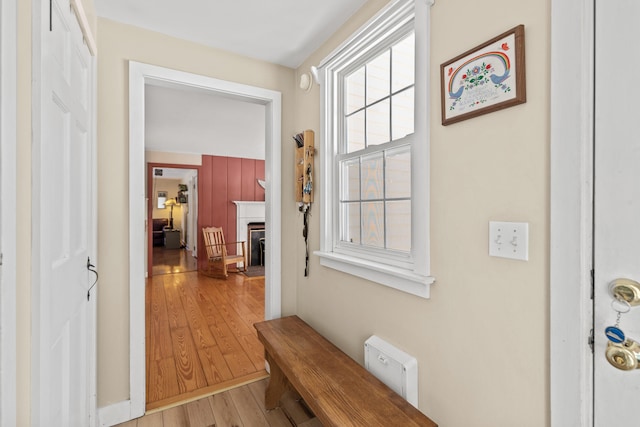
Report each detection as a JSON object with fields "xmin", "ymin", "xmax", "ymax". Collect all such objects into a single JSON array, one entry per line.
[{"xmin": 295, "ymin": 130, "xmax": 315, "ymax": 204}]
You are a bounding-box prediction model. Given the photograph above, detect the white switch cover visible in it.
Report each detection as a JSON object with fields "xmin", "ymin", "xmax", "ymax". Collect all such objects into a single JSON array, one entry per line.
[{"xmin": 489, "ymin": 221, "xmax": 529, "ymax": 261}]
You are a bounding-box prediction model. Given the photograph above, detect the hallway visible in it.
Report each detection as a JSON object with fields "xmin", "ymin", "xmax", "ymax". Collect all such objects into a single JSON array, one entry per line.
[{"xmin": 146, "ymin": 270, "xmax": 266, "ymax": 411}]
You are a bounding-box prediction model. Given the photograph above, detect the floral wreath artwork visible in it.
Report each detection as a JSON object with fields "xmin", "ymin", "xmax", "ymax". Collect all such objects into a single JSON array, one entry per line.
[{"xmin": 441, "ymin": 25, "xmax": 526, "ymax": 125}]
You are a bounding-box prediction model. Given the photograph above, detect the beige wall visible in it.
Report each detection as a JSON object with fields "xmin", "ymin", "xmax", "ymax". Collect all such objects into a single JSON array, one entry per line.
[
  {"xmin": 96, "ymin": 18, "xmax": 297, "ymax": 406},
  {"xmin": 293, "ymin": 1, "xmax": 549, "ymax": 426}
]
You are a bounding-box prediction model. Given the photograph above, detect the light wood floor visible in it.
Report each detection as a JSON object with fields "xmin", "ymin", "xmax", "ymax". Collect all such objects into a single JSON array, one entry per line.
[
  {"xmin": 116, "ymin": 378, "xmax": 323, "ymax": 427},
  {"xmin": 146, "ymin": 269, "xmax": 267, "ymax": 411},
  {"xmin": 152, "ymin": 246, "xmax": 198, "ymax": 276}
]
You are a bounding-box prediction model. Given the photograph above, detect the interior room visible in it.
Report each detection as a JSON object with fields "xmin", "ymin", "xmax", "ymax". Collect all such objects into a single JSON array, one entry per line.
[
  {"xmin": 150, "ymin": 167, "xmax": 198, "ymax": 276},
  {"xmin": 5, "ymin": 0, "xmax": 637, "ymax": 426}
]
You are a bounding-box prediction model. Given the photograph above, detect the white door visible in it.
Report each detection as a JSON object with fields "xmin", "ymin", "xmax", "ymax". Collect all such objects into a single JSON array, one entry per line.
[
  {"xmin": 33, "ymin": 0, "xmax": 96, "ymax": 424},
  {"xmin": 593, "ymin": 0, "xmax": 640, "ymax": 424}
]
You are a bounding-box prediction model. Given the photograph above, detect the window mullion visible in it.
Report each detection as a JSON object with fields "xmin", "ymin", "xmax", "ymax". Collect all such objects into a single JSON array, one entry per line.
[
  {"xmin": 359, "ymin": 156, "xmax": 363, "ymax": 246},
  {"xmin": 382, "ymin": 150, "xmax": 388, "ymax": 250},
  {"xmin": 363, "ymin": 64, "xmax": 368, "ymax": 150},
  {"xmin": 389, "ymin": 45, "xmax": 394, "ymax": 142}
]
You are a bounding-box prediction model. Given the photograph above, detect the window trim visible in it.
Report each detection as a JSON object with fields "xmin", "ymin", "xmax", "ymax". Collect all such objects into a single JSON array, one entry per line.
[{"xmin": 315, "ymin": 0, "xmax": 434, "ymax": 298}]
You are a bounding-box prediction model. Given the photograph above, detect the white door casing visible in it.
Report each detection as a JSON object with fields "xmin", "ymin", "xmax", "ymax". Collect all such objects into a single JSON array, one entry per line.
[
  {"xmin": 0, "ymin": 0, "xmax": 17, "ymax": 424},
  {"xmin": 551, "ymin": 0, "xmax": 640, "ymax": 425},
  {"xmin": 124, "ymin": 62, "xmax": 282, "ymax": 422},
  {"xmin": 592, "ymin": 0, "xmax": 640, "ymax": 423},
  {"xmin": 32, "ymin": 0, "xmax": 97, "ymax": 425}
]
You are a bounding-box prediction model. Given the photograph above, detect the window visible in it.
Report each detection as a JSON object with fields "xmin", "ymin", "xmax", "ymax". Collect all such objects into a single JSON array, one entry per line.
[{"xmin": 316, "ymin": 0, "xmax": 434, "ymax": 297}]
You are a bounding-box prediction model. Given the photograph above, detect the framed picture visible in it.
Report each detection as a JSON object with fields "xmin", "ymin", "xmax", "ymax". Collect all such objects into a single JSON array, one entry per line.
[
  {"xmin": 440, "ymin": 25, "xmax": 526, "ymax": 126},
  {"xmin": 157, "ymin": 191, "xmax": 168, "ymax": 209}
]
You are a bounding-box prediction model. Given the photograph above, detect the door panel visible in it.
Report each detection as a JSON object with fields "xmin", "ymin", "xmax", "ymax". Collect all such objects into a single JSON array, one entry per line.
[
  {"xmin": 594, "ymin": 0, "xmax": 640, "ymax": 424},
  {"xmin": 35, "ymin": 0, "xmax": 95, "ymax": 424}
]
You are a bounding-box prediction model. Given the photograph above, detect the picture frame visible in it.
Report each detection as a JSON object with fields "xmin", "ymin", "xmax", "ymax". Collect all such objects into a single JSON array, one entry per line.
[
  {"xmin": 157, "ymin": 191, "xmax": 168, "ymax": 209},
  {"xmin": 440, "ymin": 25, "xmax": 526, "ymax": 126}
]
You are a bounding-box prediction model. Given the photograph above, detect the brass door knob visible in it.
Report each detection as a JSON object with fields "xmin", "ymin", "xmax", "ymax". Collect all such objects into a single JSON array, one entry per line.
[
  {"xmin": 609, "ymin": 278, "xmax": 640, "ymax": 306},
  {"xmin": 606, "ymin": 341, "xmax": 640, "ymax": 370}
]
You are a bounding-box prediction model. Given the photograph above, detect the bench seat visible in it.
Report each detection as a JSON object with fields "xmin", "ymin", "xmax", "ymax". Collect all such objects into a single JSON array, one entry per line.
[{"xmin": 254, "ymin": 315, "xmax": 437, "ymax": 427}]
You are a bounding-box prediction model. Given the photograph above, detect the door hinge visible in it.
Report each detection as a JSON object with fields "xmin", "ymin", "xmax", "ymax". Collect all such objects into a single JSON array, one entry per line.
[
  {"xmin": 588, "ymin": 328, "xmax": 594, "ymax": 353},
  {"xmin": 590, "ymin": 268, "xmax": 595, "ymax": 299},
  {"xmin": 49, "ymin": 0, "xmax": 52, "ymax": 31},
  {"xmin": 0, "ymin": 253, "xmax": 3, "ymax": 266}
]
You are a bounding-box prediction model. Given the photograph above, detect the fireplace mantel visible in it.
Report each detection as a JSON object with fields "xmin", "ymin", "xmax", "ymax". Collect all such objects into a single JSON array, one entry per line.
[{"xmin": 233, "ymin": 202, "xmax": 265, "ymax": 266}]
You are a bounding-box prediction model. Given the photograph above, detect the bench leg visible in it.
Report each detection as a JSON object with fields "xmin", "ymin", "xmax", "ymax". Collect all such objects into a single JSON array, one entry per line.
[{"xmin": 265, "ymin": 352, "xmax": 288, "ymax": 410}]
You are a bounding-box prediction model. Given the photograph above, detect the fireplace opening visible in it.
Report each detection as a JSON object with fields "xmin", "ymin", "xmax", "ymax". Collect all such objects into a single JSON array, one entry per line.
[{"xmin": 247, "ymin": 222, "xmax": 265, "ymax": 266}]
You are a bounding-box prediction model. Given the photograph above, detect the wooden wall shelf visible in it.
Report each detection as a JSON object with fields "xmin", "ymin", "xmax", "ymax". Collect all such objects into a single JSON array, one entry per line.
[{"xmin": 295, "ymin": 130, "xmax": 315, "ymax": 204}]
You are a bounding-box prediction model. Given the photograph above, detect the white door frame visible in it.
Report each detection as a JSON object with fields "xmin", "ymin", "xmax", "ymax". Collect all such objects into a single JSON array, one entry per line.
[
  {"xmin": 0, "ymin": 0, "xmax": 17, "ymax": 424},
  {"xmin": 550, "ymin": 0, "xmax": 595, "ymax": 425},
  {"xmin": 127, "ymin": 61, "xmax": 282, "ymax": 419}
]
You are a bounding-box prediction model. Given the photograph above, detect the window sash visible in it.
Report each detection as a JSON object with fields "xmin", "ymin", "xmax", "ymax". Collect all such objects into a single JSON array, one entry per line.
[
  {"xmin": 338, "ymin": 139, "xmax": 412, "ymax": 257},
  {"xmin": 316, "ymin": 0, "xmax": 434, "ymax": 298}
]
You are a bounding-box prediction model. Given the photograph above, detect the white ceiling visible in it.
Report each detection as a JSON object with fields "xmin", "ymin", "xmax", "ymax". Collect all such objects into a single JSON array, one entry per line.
[
  {"xmin": 145, "ymin": 84, "xmax": 266, "ymax": 159},
  {"xmin": 99, "ymin": 0, "xmax": 369, "ymax": 158},
  {"xmin": 94, "ymin": 0, "xmax": 368, "ymax": 68}
]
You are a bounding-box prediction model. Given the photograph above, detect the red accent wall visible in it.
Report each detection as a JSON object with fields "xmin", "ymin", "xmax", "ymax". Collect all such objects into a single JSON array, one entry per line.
[{"xmin": 198, "ymin": 155, "xmax": 265, "ymax": 270}]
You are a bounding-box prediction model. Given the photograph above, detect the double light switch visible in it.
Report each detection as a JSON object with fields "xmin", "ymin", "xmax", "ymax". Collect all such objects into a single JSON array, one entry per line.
[{"xmin": 489, "ymin": 221, "xmax": 529, "ymax": 261}]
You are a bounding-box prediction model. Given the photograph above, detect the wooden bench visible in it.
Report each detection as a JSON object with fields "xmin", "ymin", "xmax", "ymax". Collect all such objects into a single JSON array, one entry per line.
[{"xmin": 254, "ymin": 315, "xmax": 438, "ymax": 427}]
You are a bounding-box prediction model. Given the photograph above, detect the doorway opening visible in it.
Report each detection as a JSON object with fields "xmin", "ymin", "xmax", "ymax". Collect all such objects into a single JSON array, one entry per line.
[
  {"xmin": 129, "ymin": 62, "xmax": 282, "ymax": 417},
  {"xmin": 147, "ymin": 165, "xmax": 199, "ymax": 277}
]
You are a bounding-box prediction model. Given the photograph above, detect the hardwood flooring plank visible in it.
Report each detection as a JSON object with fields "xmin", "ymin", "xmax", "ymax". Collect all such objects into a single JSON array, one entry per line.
[
  {"xmin": 137, "ymin": 412, "xmax": 163, "ymax": 427},
  {"xmin": 185, "ymin": 398, "xmax": 217, "ymax": 427},
  {"xmin": 170, "ymin": 327, "xmax": 208, "ymax": 393},
  {"xmin": 146, "ymin": 270, "xmax": 266, "ymax": 409},
  {"xmin": 223, "ymin": 348, "xmax": 258, "ymax": 379},
  {"xmin": 228, "ymin": 384, "xmax": 271, "ymax": 427},
  {"xmin": 148, "ymin": 277, "xmax": 173, "ymax": 361},
  {"xmin": 221, "ymin": 281, "xmax": 264, "ymax": 325},
  {"xmin": 114, "ymin": 420, "xmax": 136, "ymax": 427},
  {"xmin": 197, "ymin": 345, "xmax": 234, "ymax": 385},
  {"xmin": 146, "ymin": 279, "xmax": 152, "ymax": 400},
  {"xmin": 247, "ymin": 379, "xmax": 294, "ymax": 427},
  {"xmin": 209, "ymin": 322, "xmax": 257, "ymax": 378},
  {"xmin": 298, "ymin": 418, "xmax": 324, "ymax": 427},
  {"xmin": 191, "ymin": 281, "xmax": 226, "ymax": 326},
  {"xmin": 179, "ymin": 275, "xmax": 218, "ymax": 349},
  {"xmin": 207, "ymin": 285, "xmax": 255, "ymax": 337},
  {"xmin": 163, "ymin": 276, "xmax": 188, "ymax": 329},
  {"xmin": 162, "ymin": 406, "xmax": 190, "ymax": 427},
  {"xmin": 223, "ymin": 281, "xmax": 264, "ymax": 325},
  {"xmin": 209, "ymin": 392, "xmax": 244, "ymax": 427},
  {"xmin": 146, "ymin": 371, "xmax": 268, "ymax": 413},
  {"xmin": 237, "ymin": 331, "xmax": 266, "ymax": 371},
  {"xmin": 148, "ymin": 357, "xmax": 180, "ymax": 403},
  {"xmin": 280, "ymin": 390, "xmax": 315, "ymax": 425}
]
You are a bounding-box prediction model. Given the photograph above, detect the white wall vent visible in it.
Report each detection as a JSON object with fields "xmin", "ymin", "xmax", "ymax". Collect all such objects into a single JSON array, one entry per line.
[{"xmin": 364, "ymin": 335, "xmax": 418, "ymax": 407}]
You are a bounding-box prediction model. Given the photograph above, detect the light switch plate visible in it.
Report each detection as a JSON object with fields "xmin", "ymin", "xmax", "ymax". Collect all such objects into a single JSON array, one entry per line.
[{"xmin": 489, "ymin": 221, "xmax": 529, "ymax": 261}]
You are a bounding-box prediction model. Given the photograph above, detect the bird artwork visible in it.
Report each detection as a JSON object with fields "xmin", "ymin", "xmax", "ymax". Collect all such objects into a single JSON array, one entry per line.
[{"xmin": 441, "ymin": 25, "xmax": 525, "ymax": 125}]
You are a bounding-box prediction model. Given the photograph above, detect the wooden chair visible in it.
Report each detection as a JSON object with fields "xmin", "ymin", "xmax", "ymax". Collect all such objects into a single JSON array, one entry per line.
[{"xmin": 201, "ymin": 226, "xmax": 246, "ymax": 278}]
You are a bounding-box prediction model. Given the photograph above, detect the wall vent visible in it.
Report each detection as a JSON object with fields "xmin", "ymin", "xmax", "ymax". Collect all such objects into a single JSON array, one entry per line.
[{"xmin": 364, "ymin": 335, "xmax": 418, "ymax": 407}]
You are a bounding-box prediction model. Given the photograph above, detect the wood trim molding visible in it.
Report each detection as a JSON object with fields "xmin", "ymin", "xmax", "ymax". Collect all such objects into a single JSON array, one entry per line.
[
  {"xmin": 69, "ymin": 0, "xmax": 97, "ymax": 56},
  {"xmin": 0, "ymin": 0, "xmax": 17, "ymax": 423},
  {"xmin": 549, "ymin": 0, "xmax": 594, "ymax": 426}
]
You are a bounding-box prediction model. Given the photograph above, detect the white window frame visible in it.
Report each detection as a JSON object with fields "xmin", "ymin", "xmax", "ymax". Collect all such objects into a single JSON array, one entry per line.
[{"xmin": 316, "ymin": 0, "xmax": 434, "ymax": 298}]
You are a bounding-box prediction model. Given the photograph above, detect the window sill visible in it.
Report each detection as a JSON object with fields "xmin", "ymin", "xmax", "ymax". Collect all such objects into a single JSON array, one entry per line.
[{"xmin": 315, "ymin": 251, "xmax": 434, "ymax": 298}]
